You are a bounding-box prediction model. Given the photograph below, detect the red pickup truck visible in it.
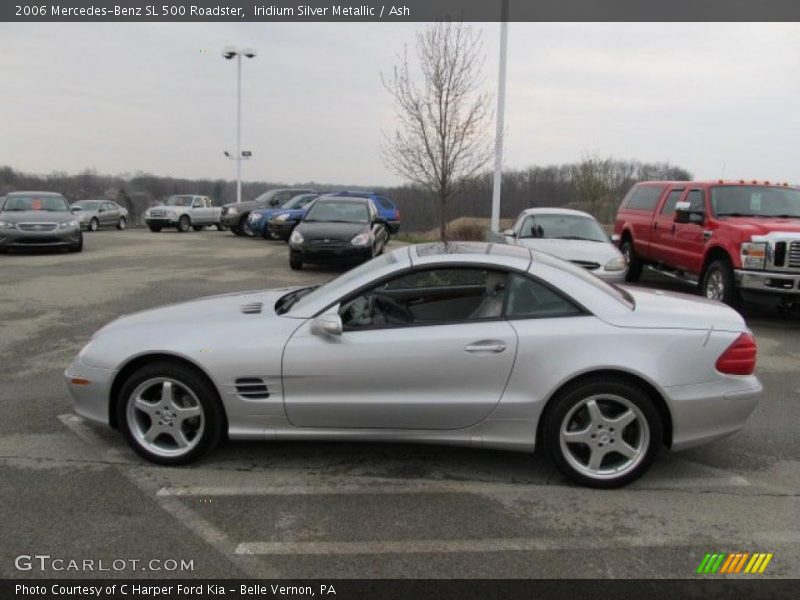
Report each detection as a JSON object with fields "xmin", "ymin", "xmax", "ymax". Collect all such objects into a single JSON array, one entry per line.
[{"xmin": 614, "ymin": 181, "xmax": 800, "ymax": 308}]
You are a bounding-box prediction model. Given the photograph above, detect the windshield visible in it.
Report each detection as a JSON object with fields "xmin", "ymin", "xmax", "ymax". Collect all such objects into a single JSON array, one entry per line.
[
  {"xmin": 284, "ymin": 194, "xmax": 317, "ymax": 210},
  {"xmin": 164, "ymin": 195, "xmax": 193, "ymax": 206},
  {"xmin": 73, "ymin": 200, "xmax": 101, "ymax": 210},
  {"xmin": 304, "ymin": 200, "xmax": 369, "ymax": 223},
  {"xmin": 3, "ymin": 194, "xmax": 69, "ymax": 212},
  {"xmin": 284, "ymin": 252, "xmax": 399, "ymax": 314},
  {"xmin": 519, "ymin": 214, "xmax": 608, "ymax": 242},
  {"xmin": 711, "ymin": 186, "xmax": 800, "ymax": 218}
]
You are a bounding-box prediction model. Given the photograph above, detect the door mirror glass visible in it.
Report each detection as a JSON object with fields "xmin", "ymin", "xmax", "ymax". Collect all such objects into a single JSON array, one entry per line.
[
  {"xmin": 673, "ymin": 200, "xmax": 692, "ymax": 223},
  {"xmin": 311, "ymin": 314, "xmax": 343, "ymax": 337},
  {"xmin": 610, "ymin": 233, "xmax": 621, "ymax": 244}
]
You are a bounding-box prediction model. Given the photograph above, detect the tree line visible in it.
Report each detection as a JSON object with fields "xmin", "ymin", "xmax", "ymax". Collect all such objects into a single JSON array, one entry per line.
[{"xmin": 0, "ymin": 157, "xmax": 690, "ymax": 231}]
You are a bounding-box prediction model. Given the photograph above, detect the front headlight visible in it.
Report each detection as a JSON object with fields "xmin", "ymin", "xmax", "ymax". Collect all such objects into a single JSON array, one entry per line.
[
  {"xmin": 741, "ymin": 242, "xmax": 767, "ymax": 270},
  {"xmin": 273, "ymin": 213, "xmax": 289, "ymax": 223},
  {"xmin": 289, "ymin": 230, "xmax": 304, "ymax": 244},
  {"xmin": 351, "ymin": 232, "xmax": 371, "ymax": 247},
  {"xmin": 248, "ymin": 212, "xmax": 261, "ymax": 222},
  {"xmin": 0, "ymin": 220, "xmax": 15, "ymax": 229},
  {"xmin": 60, "ymin": 220, "xmax": 79, "ymax": 229},
  {"xmin": 604, "ymin": 256, "xmax": 626, "ymax": 272}
]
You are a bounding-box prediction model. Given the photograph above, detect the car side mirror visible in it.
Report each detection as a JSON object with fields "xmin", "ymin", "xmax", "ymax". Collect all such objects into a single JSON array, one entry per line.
[
  {"xmin": 502, "ymin": 228, "xmax": 516, "ymax": 237},
  {"xmin": 673, "ymin": 201, "xmax": 692, "ymax": 224},
  {"xmin": 610, "ymin": 233, "xmax": 621, "ymax": 244},
  {"xmin": 311, "ymin": 314, "xmax": 343, "ymax": 337}
]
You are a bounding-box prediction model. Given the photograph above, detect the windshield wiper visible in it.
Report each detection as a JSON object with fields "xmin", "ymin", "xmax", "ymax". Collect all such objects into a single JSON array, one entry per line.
[{"xmin": 276, "ymin": 285, "xmax": 319, "ymax": 315}]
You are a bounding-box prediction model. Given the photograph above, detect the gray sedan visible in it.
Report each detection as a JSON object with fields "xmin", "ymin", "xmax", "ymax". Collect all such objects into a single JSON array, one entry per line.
[
  {"xmin": 71, "ymin": 200, "xmax": 129, "ymax": 231},
  {"xmin": 0, "ymin": 191, "xmax": 82, "ymax": 252},
  {"xmin": 65, "ymin": 242, "xmax": 761, "ymax": 488}
]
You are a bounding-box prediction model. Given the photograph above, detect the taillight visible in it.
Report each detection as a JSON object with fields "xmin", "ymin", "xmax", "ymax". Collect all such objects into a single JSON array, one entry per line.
[{"xmin": 716, "ymin": 333, "xmax": 757, "ymax": 375}]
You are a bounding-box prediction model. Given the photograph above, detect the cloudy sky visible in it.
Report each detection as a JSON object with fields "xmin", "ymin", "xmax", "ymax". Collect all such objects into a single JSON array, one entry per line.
[{"xmin": 1, "ymin": 22, "xmax": 799, "ymax": 186}]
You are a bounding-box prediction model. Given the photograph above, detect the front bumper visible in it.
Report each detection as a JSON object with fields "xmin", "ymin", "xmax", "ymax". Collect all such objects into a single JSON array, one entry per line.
[
  {"xmin": 220, "ymin": 211, "xmax": 245, "ymax": 228},
  {"xmin": 291, "ymin": 244, "xmax": 372, "ymax": 265},
  {"xmin": 64, "ymin": 357, "xmax": 117, "ymax": 426},
  {"xmin": 267, "ymin": 220, "xmax": 297, "ymax": 240},
  {"xmin": 666, "ymin": 375, "xmax": 762, "ymax": 451},
  {"xmin": 735, "ymin": 269, "xmax": 800, "ymax": 295},
  {"xmin": 0, "ymin": 227, "xmax": 81, "ymax": 248},
  {"xmin": 145, "ymin": 217, "xmax": 180, "ymax": 227}
]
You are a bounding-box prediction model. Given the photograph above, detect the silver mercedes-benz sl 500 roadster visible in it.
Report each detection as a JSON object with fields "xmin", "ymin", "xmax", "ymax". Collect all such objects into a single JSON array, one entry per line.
[{"xmin": 65, "ymin": 242, "xmax": 762, "ymax": 488}]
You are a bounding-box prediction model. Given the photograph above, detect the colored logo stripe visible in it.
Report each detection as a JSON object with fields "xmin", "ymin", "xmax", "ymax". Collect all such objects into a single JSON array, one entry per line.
[{"xmin": 697, "ymin": 552, "xmax": 773, "ymax": 574}]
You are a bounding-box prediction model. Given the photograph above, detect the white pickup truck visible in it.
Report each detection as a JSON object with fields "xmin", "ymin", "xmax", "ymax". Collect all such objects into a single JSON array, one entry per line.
[{"xmin": 144, "ymin": 195, "xmax": 225, "ymax": 232}]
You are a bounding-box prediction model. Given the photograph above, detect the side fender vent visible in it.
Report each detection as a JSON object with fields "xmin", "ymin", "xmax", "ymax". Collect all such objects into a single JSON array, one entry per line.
[
  {"xmin": 241, "ymin": 302, "xmax": 264, "ymax": 315},
  {"xmin": 235, "ymin": 378, "xmax": 270, "ymax": 399}
]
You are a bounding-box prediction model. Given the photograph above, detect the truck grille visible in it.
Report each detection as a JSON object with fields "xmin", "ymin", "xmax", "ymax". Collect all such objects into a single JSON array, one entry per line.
[
  {"xmin": 789, "ymin": 242, "xmax": 800, "ymax": 269},
  {"xmin": 150, "ymin": 209, "xmax": 166, "ymax": 217},
  {"xmin": 17, "ymin": 222, "xmax": 58, "ymax": 232}
]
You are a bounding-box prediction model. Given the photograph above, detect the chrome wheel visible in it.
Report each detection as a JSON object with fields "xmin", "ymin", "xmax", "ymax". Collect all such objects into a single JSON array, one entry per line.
[
  {"xmin": 126, "ymin": 378, "xmax": 205, "ymax": 458},
  {"xmin": 705, "ymin": 269, "xmax": 724, "ymax": 301},
  {"xmin": 89, "ymin": 218, "xmax": 98, "ymax": 232},
  {"xmin": 559, "ymin": 394, "xmax": 649, "ymax": 481}
]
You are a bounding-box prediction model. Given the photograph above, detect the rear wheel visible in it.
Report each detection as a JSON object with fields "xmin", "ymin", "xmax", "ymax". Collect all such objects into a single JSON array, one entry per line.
[
  {"xmin": 177, "ymin": 215, "xmax": 190, "ymax": 233},
  {"xmin": 148, "ymin": 224, "xmax": 162, "ymax": 233},
  {"xmin": 117, "ymin": 361, "xmax": 225, "ymax": 466},
  {"xmin": 116, "ymin": 217, "xmax": 127, "ymax": 230},
  {"xmin": 701, "ymin": 258, "xmax": 741, "ymax": 308},
  {"xmin": 621, "ymin": 238, "xmax": 642, "ymax": 282},
  {"xmin": 542, "ymin": 377, "xmax": 662, "ymax": 488}
]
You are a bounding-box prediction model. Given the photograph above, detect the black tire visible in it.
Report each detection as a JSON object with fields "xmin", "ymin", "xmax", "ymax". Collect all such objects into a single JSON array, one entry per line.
[
  {"xmin": 116, "ymin": 361, "xmax": 225, "ymax": 466},
  {"xmin": 192, "ymin": 225, "xmax": 204, "ymax": 232},
  {"xmin": 620, "ymin": 238, "xmax": 642, "ymax": 282},
  {"xmin": 542, "ymin": 377, "xmax": 662, "ymax": 489},
  {"xmin": 289, "ymin": 257, "xmax": 303, "ymax": 270},
  {"xmin": 230, "ymin": 226, "xmax": 243, "ymax": 236},
  {"xmin": 176, "ymin": 215, "xmax": 191, "ymax": 233},
  {"xmin": 148, "ymin": 224, "xmax": 162, "ymax": 233},
  {"xmin": 116, "ymin": 217, "xmax": 127, "ymax": 230},
  {"xmin": 216, "ymin": 223, "xmax": 228, "ymax": 232},
  {"xmin": 701, "ymin": 258, "xmax": 741, "ymax": 308},
  {"xmin": 68, "ymin": 233, "xmax": 83, "ymax": 253},
  {"xmin": 88, "ymin": 218, "xmax": 99, "ymax": 232},
  {"xmin": 240, "ymin": 216, "xmax": 255, "ymax": 237}
]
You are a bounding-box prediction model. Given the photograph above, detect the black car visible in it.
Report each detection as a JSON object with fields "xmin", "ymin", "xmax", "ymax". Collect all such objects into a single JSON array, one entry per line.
[
  {"xmin": 220, "ymin": 188, "xmax": 314, "ymax": 236},
  {"xmin": 288, "ymin": 195, "xmax": 390, "ymax": 270}
]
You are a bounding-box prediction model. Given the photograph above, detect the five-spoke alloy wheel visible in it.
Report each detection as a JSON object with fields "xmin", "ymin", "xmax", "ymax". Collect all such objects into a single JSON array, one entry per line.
[
  {"xmin": 543, "ymin": 377, "xmax": 661, "ymax": 488},
  {"xmin": 117, "ymin": 361, "xmax": 224, "ymax": 465}
]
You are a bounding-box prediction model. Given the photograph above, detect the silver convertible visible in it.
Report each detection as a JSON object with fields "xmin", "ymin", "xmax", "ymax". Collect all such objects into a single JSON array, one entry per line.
[{"xmin": 65, "ymin": 243, "xmax": 762, "ymax": 488}]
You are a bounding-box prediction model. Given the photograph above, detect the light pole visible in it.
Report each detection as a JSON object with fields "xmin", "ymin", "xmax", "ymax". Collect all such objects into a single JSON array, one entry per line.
[
  {"xmin": 222, "ymin": 46, "xmax": 257, "ymax": 204},
  {"xmin": 491, "ymin": 0, "xmax": 509, "ymax": 233}
]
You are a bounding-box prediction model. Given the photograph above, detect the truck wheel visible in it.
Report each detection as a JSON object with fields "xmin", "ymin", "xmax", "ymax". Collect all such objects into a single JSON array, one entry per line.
[
  {"xmin": 177, "ymin": 216, "xmax": 190, "ymax": 233},
  {"xmin": 148, "ymin": 224, "xmax": 162, "ymax": 233},
  {"xmin": 116, "ymin": 217, "xmax": 127, "ymax": 230},
  {"xmin": 192, "ymin": 225, "xmax": 204, "ymax": 232},
  {"xmin": 230, "ymin": 226, "xmax": 242, "ymax": 236},
  {"xmin": 701, "ymin": 259, "xmax": 741, "ymax": 308},
  {"xmin": 621, "ymin": 239, "xmax": 642, "ymax": 282},
  {"xmin": 542, "ymin": 376, "xmax": 662, "ymax": 488},
  {"xmin": 216, "ymin": 223, "xmax": 228, "ymax": 232}
]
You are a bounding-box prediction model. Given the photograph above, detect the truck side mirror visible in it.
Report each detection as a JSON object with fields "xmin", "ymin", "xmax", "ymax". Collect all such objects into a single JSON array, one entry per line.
[
  {"xmin": 673, "ymin": 201, "xmax": 692, "ymax": 224},
  {"xmin": 502, "ymin": 228, "xmax": 516, "ymax": 237}
]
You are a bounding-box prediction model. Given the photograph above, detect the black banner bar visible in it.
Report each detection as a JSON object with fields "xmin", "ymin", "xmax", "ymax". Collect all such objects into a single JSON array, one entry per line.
[
  {"xmin": 3, "ymin": 579, "xmax": 800, "ymax": 600},
  {"xmin": 5, "ymin": 0, "xmax": 800, "ymax": 22}
]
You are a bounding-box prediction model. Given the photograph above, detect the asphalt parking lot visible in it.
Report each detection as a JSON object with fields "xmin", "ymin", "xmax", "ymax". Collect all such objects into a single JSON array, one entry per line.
[{"xmin": 1, "ymin": 229, "xmax": 798, "ymax": 579}]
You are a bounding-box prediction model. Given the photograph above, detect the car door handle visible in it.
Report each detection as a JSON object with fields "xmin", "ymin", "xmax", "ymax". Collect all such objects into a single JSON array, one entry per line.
[{"xmin": 465, "ymin": 342, "xmax": 506, "ymax": 353}]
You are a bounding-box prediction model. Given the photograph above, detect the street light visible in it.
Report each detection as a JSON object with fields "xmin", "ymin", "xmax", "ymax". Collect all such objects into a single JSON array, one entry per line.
[{"xmin": 222, "ymin": 46, "xmax": 257, "ymax": 203}]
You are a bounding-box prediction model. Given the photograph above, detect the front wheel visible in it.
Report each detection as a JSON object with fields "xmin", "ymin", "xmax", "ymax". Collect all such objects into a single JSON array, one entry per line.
[
  {"xmin": 240, "ymin": 217, "xmax": 256, "ymax": 237},
  {"xmin": 68, "ymin": 233, "xmax": 84, "ymax": 253},
  {"xmin": 148, "ymin": 224, "xmax": 162, "ymax": 233},
  {"xmin": 216, "ymin": 223, "xmax": 228, "ymax": 232},
  {"xmin": 701, "ymin": 259, "xmax": 741, "ymax": 308},
  {"xmin": 117, "ymin": 217, "xmax": 127, "ymax": 230},
  {"xmin": 620, "ymin": 239, "xmax": 642, "ymax": 282},
  {"xmin": 542, "ymin": 377, "xmax": 662, "ymax": 488},
  {"xmin": 177, "ymin": 215, "xmax": 190, "ymax": 233},
  {"xmin": 289, "ymin": 257, "xmax": 303, "ymax": 270},
  {"xmin": 117, "ymin": 361, "xmax": 225, "ymax": 466},
  {"xmin": 88, "ymin": 218, "xmax": 99, "ymax": 232}
]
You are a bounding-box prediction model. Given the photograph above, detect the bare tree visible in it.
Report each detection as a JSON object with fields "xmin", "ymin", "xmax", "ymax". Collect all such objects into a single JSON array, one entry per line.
[{"xmin": 381, "ymin": 21, "xmax": 493, "ymax": 242}]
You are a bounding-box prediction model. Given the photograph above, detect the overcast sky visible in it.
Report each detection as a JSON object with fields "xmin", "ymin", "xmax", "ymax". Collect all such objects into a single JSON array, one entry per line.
[{"xmin": 1, "ymin": 22, "xmax": 799, "ymax": 186}]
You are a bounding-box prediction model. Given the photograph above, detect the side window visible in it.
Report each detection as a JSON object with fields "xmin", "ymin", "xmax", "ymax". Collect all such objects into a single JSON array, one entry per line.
[
  {"xmin": 660, "ymin": 189, "xmax": 685, "ymax": 215},
  {"xmin": 627, "ymin": 186, "xmax": 665, "ymax": 211},
  {"xmin": 339, "ymin": 267, "xmax": 508, "ymax": 330},
  {"xmin": 685, "ymin": 189, "xmax": 705, "ymax": 212},
  {"xmin": 505, "ymin": 273, "xmax": 583, "ymax": 319}
]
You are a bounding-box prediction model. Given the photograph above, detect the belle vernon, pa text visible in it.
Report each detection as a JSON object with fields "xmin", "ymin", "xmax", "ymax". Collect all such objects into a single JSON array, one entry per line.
[{"xmin": 16, "ymin": 584, "xmax": 337, "ymax": 597}]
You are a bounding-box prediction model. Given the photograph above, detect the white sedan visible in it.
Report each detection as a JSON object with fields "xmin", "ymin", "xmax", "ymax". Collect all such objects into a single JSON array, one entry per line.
[
  {"xmin": 504, "ymin": 208, "xmax": 627, "ymax": 281},
  {"xmin": 65, "ymin": 242, "xmax": 761, "ymax": 488}
]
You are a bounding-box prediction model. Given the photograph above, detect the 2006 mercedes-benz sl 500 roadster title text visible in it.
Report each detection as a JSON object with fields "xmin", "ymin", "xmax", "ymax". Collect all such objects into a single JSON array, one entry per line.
[{"xmin": 65, "ymin": 242, "xmax": 762, "ymax": 488}]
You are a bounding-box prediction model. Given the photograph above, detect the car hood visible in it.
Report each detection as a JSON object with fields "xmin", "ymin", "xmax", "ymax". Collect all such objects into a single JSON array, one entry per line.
[
  {"xmin": 296, "ymin": 221, "xmax": 368, "ymax": 241},
  {"xmin": 603, "ymin": 286, "xmax": 746, "ymax": 332},
  {"xmin": 97, "ymin": 288, "xmax": 302, "ymax": 335},
  {"xmin": 719, "ymin": 216, "xmax": 800, "ymax": 236},
  {"xmin": 513, "ymin": 238, "xmax": 620, "ymax": 264},
  {"xmin": 0, "ymin": 210, "xmax": 74, "ymax": 223}
]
